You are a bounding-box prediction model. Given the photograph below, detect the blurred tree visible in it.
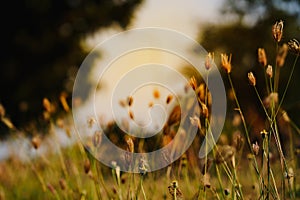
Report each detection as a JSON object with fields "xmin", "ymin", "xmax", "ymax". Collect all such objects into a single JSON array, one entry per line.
[
  {"xmin": 0, "ymin": 0, "xmax": 143, "ymax": 135},
  {"xmin": 197, "ymin": 0, "xmax": 300, "ymax": 142}
]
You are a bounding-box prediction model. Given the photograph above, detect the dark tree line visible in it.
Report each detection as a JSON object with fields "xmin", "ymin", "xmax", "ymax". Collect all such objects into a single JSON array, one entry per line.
[{"xmin": 0, "ymin": 0, "xmax": 143, "ymax": 135}]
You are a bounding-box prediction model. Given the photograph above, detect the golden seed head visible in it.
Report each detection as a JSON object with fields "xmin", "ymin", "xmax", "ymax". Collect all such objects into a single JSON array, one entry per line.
[
  {"xmin": 59, "ymin": 92, "xmax": 70, "ymax": 112},
  {"xmin": 197, "ymin": 83, "xmax": 205, "ymax": 102},
  {"xmin": 167, "ymin": 105, "xmax": 181, "ymax": 126},
  {"xmin": 43, "ymin": 98, "xmax": 52, "ymax": 113},
  {"xmin": 153, "ymin": 89, "xmax": 160, "ymax": 99},
  {"xmin": 266, "ymin": 65, "xmax": 273, "ymax": 78},
  {"xmin": 281, "ymin": 110, "xmax": 290, "ymax": 123},
  {"xmin": 93, "ymin": 130, "xmax": 102, "ymax": 148},
  {"xmin": 166, "ymin": 94, "xmax": 173, "ymax": 104},
  {"xmin": 59, "ymin": 178, "xmax": 67, "ymax": 190},
  {"xmin": 220, "ymin": 53, "xmax": 232, "ymax": 73},
  {"xmin": 84, "ymin": 159, "xmax": 91, "ymax": 174},
  {"xmin": 87, "ymin": 117, "xmax": 96, "ymax": 128},
  {"xmin": 148, "ymin": 101, "xmax": 153, "ymax": 108},
  {"xmin": 288, "ymin": 39, "xmax": 300, "ymax": 55},
  {"xmin": 189, "ymin": 116, "xmax": 201, "ymax": 129},
  {"xmin": 0, "ymin": 104, "xmax": 5, "ymax": 119},
  {"xmin": 189, "ymin": 76, "xmax": 197, "ymax": 90},
  {"xmin": 125, "ymin": 136, "xmax": 134, "ymax": 153},
  {"xmin": 252, "ymin": 141, "xmax": 259, "ymax": 156},
  {"xmin": 205, "ymin": 52, "xmax": 214, "ymax": 70},
  {"xmin": 119, "ymin": 99, "xmax": 127, "ymax": 108},
  {"xmin": 258, "ymin": 48, "xmax": 267, "ymax": 67},
  {"xmin": 47, "ymin": 183, "xmax": 56, "ymax": 194},
  {"xmin": 31, "ymin": 136, "xmax": 41, "ymax": 149},
  {"xmin": 128, "ymin": 110, "xmax": 134, "ymax": 120},
  {"xmin": 272, "ymin": 20, "xmax": 283, "ymax": 43},
  {"xmin": 247, "ymin": 72, "xmax": 256, "ymax": 86},
  {"xmin": 201, "ymin": 102, "xmax": 209, "ymax": 119},
  {"xmin": 276, "ymin": 43, "xmax": 288, "ymax": 67},
  {"xmin": 127, "ymin": 96, "xmax": 133, "ymax": 107}
]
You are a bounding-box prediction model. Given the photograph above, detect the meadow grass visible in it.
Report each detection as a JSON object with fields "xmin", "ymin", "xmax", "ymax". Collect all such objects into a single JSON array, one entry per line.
[{"xmin": 0, "ymin": 20, "xmax": 300, "ymax": 200}]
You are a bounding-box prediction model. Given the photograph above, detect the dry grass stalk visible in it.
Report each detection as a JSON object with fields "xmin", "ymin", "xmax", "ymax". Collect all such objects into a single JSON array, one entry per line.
[
  {"xmin": 276, "ymin": 43, "xmax": 288, "ymax": 67},
  {"xmin": 272, "ymin": 20, "xmax": 283, "ymax": 43},
  {"xmin": 266, "ymin": 65, "xmax": 273, "ymax": 78},
  {"xmin": 248, "ymin": 72, "xmax": 256, "ymax": 86},
  {"xmin": 205, "ymin": 52, "xmax": 214, "ymax": 70},
  {"xmin": 220, "ymin": 53, "xmax": 232, "ymax": 73},
  {"xmin": 258, "ymin": 48, "xmax": 267, "ymax": 67}
]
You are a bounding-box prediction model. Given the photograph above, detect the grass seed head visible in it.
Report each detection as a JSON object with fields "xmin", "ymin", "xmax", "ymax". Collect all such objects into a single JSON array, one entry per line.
[
  {"xmin": 205, "ymin": 52, "xmax": 214, "ymax": 70},
  {"xmin": 266, "ymin": 65, "xmax": 273, "ymax": 78},
  {"xmin": 272, "ymin": 20, "xmax": 283, "ymax": 43},
  {"xmin": 0, "ymin": 104, "xmax": 5, "ymax": 119},
  {"xmin": 221, "ymin": 53, "xmax": 232, "ymax": 73},
  {"xmin": 248, "ymin": 72, "xmax": 256, "ymax": 86},
  {"xmin": 166, "ymin": 94, "xmax": 173, "ymax": 104},
  {"xmin": 153, "ymin": 88, "xmax": 160, "ymax": 99},
  {"xmin": 84, "ymin": 159, "xmax": 91, "ymax": 174},
  {"xmin": 288, "ymin": 39, "xmax": 300, "ymax": 55},
  {"xmin": 127, "ymin": 96, "xmax": 133, "ymax": 107},
  {"xmin": 93, "ymin": 130, "xmax": 102, "ymax": 148},
  {"xmin": 31, "ymin": 136, "xmax": 41, "ymax": 150},
  {"xmin": 138, "ymin": 158, "xmax": 148, "ymax": 176},
  {"xmin": 128, "ymin": 110, "xmax": 134, "ymax": 120},
  {"xmin": 189, "ymin": 76, "xmax": 197, "ymax": 90},
  {"xmin": 125, "ymin": 136, "xmax": 134, "ymax": 153},
  {"xmin": 168, "ymin": 180, "xmax": 183, "ymax": 199},
  {"xmin": 252, "ymin": 141, "xmax": 260, "ymax": 156},
  {"xmin": 258, "ymin": 48, "xmax": 267, "ymax": 67},
  {"xmin": 59, "ymin": 178, "xmax": 67, "ymax": 190}
]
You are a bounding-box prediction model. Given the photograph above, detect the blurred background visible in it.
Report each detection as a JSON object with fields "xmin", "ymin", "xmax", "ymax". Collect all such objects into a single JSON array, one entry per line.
[{"xmin": 1, "ymin": 0, "xmax": 300, "ymax": 139}]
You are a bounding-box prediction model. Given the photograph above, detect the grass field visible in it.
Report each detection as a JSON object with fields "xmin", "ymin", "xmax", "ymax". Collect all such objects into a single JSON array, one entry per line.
[{"xmin": 1, "ymin": 20, "xmax": 300, "ymax": 200}]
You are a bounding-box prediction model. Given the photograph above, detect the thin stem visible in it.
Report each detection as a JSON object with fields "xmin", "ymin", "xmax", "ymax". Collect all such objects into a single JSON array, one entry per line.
[
  {"xmin": 253, "ymin": 86, "xmax": 271, "ymax": 121},
  {"xmin": 274, "ymin": 55, "xmax": 299, "ymax": 119},
  {"xmin": 227, "ymin": 74, "xmax": 261, "ymax": 178}
]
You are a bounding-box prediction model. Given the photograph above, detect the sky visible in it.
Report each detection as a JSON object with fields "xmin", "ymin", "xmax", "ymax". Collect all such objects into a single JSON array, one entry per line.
[
  {"xmin": 1, "ymin": 0, "xmax": 228, "ymax": 161},
  {"xmin": 76, "ymin": 0, "xmax": 226, "ymax": 132}
]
